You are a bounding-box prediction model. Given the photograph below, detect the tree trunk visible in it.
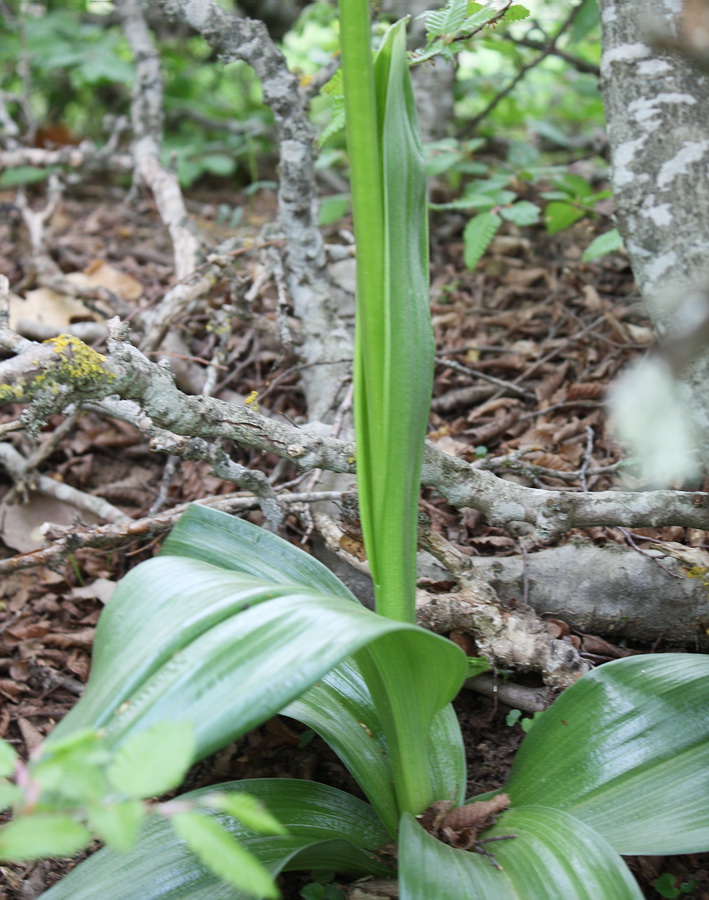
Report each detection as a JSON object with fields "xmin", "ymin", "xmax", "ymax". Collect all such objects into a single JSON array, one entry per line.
[{"xmin": 598, "ymin": 0, "xmax": 709, "ymax": 465}]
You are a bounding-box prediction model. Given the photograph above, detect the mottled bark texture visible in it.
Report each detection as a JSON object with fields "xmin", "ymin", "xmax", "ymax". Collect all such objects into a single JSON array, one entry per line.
[{"xmin": 598, "ymin": 0, "xmax": 709, "ymax": 463}]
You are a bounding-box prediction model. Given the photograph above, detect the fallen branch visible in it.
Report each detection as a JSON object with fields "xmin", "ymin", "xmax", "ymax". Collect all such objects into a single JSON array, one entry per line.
[
  {"xmin": 315, "ymin": 512, "xmax": 590, "ymax": 689},
  {"xmin": 0, "ymin": 319, "xmax": 707, "ymax": 541},
  {"xmin": 0, "ymin": 490, "xmax": 346, "ymax": 576}
]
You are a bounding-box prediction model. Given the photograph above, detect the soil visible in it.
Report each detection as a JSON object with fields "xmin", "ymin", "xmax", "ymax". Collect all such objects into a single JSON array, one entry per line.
[{"xmin": 0, "ymin": 176, "xmax": 708, "ymax": 899}]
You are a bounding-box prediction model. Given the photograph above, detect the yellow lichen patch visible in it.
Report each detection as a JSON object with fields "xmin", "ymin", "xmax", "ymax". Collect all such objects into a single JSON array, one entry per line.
[
  {"xmin": 245, "ymin": 390, "xmax": 259, "ymax": 412},
  {"xmin": 0, "ymin": 381, "xmax": 27, "ymax": 403},
  {"xmin": 44, "ymin": 333, "xmax": 114, "ymax": 387},
  {"xmin": 686, "ymin": 565, "xmax": 709, "ymax": 590}
]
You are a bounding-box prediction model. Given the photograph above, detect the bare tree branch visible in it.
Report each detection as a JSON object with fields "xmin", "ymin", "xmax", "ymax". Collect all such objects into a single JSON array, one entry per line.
[{"xmin": 0, "ymin": 319, "xmax": 707, "ymax": 539}]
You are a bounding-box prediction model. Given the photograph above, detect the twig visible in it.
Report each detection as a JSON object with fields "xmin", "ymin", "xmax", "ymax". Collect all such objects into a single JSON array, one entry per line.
[
  {"xmin": 461, "ymin": 2, "xmax": 586, "ymax": 136},
  {"xmin": 490, "ymin": 314, "xmax": 608, "ymax": 404},
  {"xmin": 117, "ymin": 0, "xmax": 204, "ymax": 350},
  {"xmin": 514, "ymin": 35, "xmax": 600, "ymax": 76},
  {"xmin": 579, "ymin": 426, "xmax": 594, "ymax": 492},
  {"xmin": 0, "ymin": 490, "xmax": 346, "ymax": 576},
  {"xmin": 475, "ymin": 450, "xmax": 622, "ymax": 484},
  {"xmin": 0, "ymin": 441, "xmax": 129, "ymax": 523},
  {"xmin": 148, "ymin": 454, "xmax": 179, "ymax": 517},
  {"xmin": 435, "ymin": 356, "xmax": 536, "ymax": 400},
  {"xmin": 155, "ymin": 0, "xmax": 352, "ymax": 419},
  {"xmin": 464, "ymin": 673, "xmax": 548, "ymax": 712}
]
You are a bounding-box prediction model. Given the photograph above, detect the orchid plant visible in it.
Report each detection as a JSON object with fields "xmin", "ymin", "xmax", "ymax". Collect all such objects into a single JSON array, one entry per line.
[{"xmin": 1, "ymin": 3, "xmax": 708, "ymax": 898}]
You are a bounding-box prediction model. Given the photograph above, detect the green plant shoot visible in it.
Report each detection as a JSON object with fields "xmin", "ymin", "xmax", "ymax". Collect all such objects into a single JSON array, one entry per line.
[{"xmin": 340, "ymin": 2, "xmax": 434, "ymax": 625}]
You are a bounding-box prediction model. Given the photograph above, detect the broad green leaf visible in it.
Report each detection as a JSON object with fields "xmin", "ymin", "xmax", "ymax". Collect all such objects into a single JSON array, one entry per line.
[
  {"xmin": 463, "ymin": 211, "xmax": 501, "ymax": 270},
  {"xmin": 506, "ymin": 654, "xmax": 709, "ymax": 854},
  {"xmin": 582, "ymin": 228, "xmax": 623, "ymax": 261},
  {"xmin": 101, "ymin": 590, "xmax": 461, "ymax": 771},
  {"xmin": 0, "ymin": 814, "xmax": 91, "ymax": 861},
  {"xmin": 107, "ymin": 721, "xmax": 195, "ymax": 799},
  {"xmin": 172, "ymin": 811, "xmax": 279, "ymax": 899},
  {"xmin": 544, "ymin": 201, "xmax": 585, "ymax": 235},
  {"xmin": 48, "ymin": 542, "xmax": 465, "ymax": 813},
  {"xmin": 160, "ymin": 505, "xmax": 357, "ymax": 602},
  {"xmin": 0, "ymin": 740, "xmax": 17, "ymax": 777},
  {"xmin": 283, "ymin": 656, "xmax": 466, "ymax": 835},
  {"xmin": 50, "ymin": 558, "xmax": 303, "ymax": 740},
  {"xmin": 398, "ymin": 806, "xmax": 642, "ymax": 899},
  {"xmin": 204, "ymin": 792, "xmax": 287, "ymax": 836},
  {"xmin": 40, "ymin": 780, "xmax": 391, "ymax": 900},
  {"xmin": 88, "ymin": 799, "xmax": 145, "ymax": 852},
  {"xmin": 50, "ymin": 506, "xmax": 465, "ymax": 827}
]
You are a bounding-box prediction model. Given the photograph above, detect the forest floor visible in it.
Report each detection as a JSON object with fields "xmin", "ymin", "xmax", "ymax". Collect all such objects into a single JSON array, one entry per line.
[{"xmin": 0, "ymin": 175, "xmax": 707, "ymax": 899}]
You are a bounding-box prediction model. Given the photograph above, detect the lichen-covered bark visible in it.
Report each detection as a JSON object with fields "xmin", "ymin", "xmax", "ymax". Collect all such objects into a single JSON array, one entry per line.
[{"xmin": 598, "ymin": 0, "xmax": 709, "ymax": 462}]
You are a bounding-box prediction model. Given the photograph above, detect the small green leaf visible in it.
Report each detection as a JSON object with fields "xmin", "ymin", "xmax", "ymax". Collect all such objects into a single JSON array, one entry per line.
[
  {"xmin": 32, "ymin": 730, "xmax": 109, "ymax": 802},
  {"xmin": 87, "ymin": 800, "xmax": 145, "ymax": 852},
  {"xmin": 465, "ymin": 656, "xmax": 490, "ymax": 679},
  {"xmin": 319, "ymin": 103, "xmax": 346, "ymax": 148},
  {"xmin": 653, "ymin": 873, "xmax": 681, "ymax": 899},
  {"xmin": 172, "ymin": 810, "xmax": 280, "ymax": 899},
  {"xmin": 544, "ymin": 201, "xmax": 585, "ymax": 235},
  {"xmin": 200, "ymin": 153, "xmax": 236, "ymax": 177},
  {"xmin": 500, "ymin": 200, "xmax": 540, "ymax": 226},
  {"xmin": 463, "ymin": 211, "xmax": 501, "ymax": 269},
  {"xmin": 0, "ymin": 740, "xmax": 17, "ymax": 778},
  {"xmin": 462, "ymin": 4, "xmax": 503, "ymax": 33},
  {"xmin": 552, "ymin": 173, "xmax": 594, "ymax": 200},
  {"xmin": 203, "ymin": 792, "xmax": 287, "ymax": 836},
  {"xmin": 422, "ymin": 0, "xmax": 469, "ymax": 39},
  {"xmin": 107, "ymin": 721, "xmax": 195, "ymax": 799},
  {"xmin": 582, "ymin": 228, "xmax": 623, "ymax": 261},
  {"xmin": 0, "ymin": 781, "xmax": 21, "ymax": 812},
  {"xmin": 0, "ymin": 814, "xmax": 91, "ymax": 861},
  {"xmin": 569, "ymin": 0, "xmax": 600, "ymax": 44},
  {"xmin": 504, "ymin": 5, "xmax": 530, "ymax": 23},
  {"xmin": 318, "ymin": 193, "xmax": 350, "ymax": 226},
  {"xmin": 0, "ymin": 166, "xmax": 58, "ymax": 186}
]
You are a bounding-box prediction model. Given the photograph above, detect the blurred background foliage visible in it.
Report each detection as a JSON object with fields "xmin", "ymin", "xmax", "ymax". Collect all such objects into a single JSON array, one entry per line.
[{"xmin": 0, "ymin": 0, "xmax": 609, "ymax": 247}]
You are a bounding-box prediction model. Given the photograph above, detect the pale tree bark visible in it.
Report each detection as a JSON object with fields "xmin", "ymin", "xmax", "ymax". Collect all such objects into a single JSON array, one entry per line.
[{"xmin": 598, "ymin": 0, "xmax": 709, "ymax": 463}]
